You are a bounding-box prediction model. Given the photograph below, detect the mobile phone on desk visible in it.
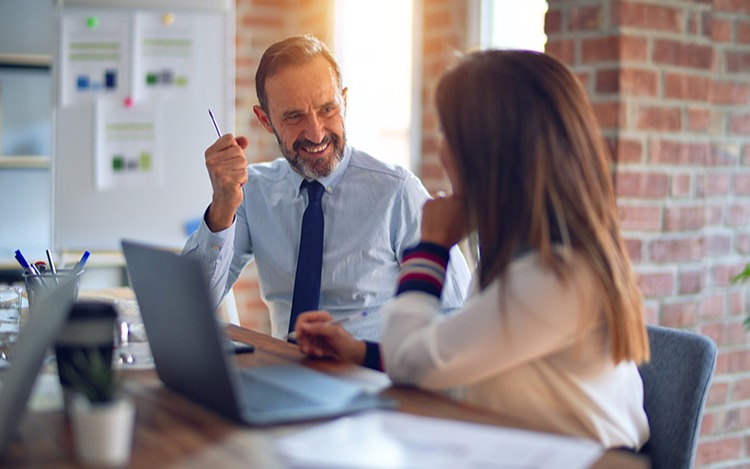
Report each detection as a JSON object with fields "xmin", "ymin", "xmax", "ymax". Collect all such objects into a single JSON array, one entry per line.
[{"xmin": 230, "ymin": 340, "xmax": 255, "ymax": 354}]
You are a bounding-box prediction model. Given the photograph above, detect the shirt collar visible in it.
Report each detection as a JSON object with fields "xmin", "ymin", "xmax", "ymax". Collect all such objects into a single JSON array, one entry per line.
[{"xmin": 290, "ymin": 146, "xmax": 352, "ymax": 196}]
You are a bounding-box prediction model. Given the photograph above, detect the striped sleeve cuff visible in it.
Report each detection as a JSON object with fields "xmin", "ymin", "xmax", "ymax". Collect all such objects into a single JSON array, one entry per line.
[{"xmin": 396, "ymin": 242, "xmax": 450, "ymax": 298}]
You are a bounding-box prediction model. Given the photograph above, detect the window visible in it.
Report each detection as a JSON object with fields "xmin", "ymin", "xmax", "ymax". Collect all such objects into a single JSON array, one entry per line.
[
  {"xmin": 470, "ymin": 0, "xmax": 548, "ymax": 52},
  {"xmin": 333, "ymin": 0, "xmax": 414, "ymax": 170}
]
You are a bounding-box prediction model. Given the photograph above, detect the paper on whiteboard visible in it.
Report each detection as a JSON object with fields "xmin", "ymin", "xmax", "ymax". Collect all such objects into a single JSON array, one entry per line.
[{"xmin": 94, "ymin": 100, "xmax": 164, "ymax": 191}]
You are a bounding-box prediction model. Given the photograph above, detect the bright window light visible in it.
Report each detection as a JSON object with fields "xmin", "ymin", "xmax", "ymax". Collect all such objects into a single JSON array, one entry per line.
[
  {"xmin": 478, "ymin": 0, "xmax": 548, "ymax": 51},
  {"xmin": 333, "ymin": 0, "xmax": 413, "ymax": 170}
]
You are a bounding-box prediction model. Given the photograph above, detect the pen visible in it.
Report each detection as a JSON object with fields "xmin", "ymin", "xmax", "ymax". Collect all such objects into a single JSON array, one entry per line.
[
  {"xmin": 286, "ymin": 310, "xmax": 370, "ymax": 342},
  {"xmin": 14, "ymin": 249, "xmax": 40, "ymax": 275},
  {"xmin": 208, "ymin": 109, "xmax": 222, "ymax": 137},
  {"xmin": 46, "ymin": 249, "xmax": 57, "ymax": 274},
  {"xmin": 73, "ymin": 250, "xmax": 90, "ymax": 273},
  {"xmin": 207, "ymin": 108, "xmax": 243, "ymax": 188}
]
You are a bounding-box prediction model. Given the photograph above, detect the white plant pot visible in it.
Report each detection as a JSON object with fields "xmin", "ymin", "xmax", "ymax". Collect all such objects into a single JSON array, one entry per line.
[{"xmin": 71, "ymin": 394, "xmax": 136, "ymax": 467}]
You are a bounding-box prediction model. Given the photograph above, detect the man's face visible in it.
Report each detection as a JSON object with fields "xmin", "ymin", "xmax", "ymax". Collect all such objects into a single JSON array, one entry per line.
[{"xmin": 256, "ymin": 56, "xmax": 347, "ymax": 179}]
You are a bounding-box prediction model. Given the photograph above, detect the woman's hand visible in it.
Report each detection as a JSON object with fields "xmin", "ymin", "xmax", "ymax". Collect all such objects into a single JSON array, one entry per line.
[
  {"xmin": 294, "ymin": 311, "xmax": 367, "ymax": 365},
  {"xmin": 420, "ymin": 194, "xmax": 469, "ymax": 248}
]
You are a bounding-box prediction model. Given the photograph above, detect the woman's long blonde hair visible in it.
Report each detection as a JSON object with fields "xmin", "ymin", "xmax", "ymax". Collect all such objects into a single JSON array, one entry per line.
[{"xmin": 436, "ymin": 50, "xmax": 649, "ymax": 363}]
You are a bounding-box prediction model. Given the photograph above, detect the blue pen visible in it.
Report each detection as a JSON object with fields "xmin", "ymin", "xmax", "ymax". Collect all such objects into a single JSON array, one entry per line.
[
  {"xmin": 74, "ymin": 250, "xmax": 90, "ymax": 272},
  {"xmin": 14, "ymin": 249, "xmax": 40, "ymax": 275},
  {"xmin": 208, "ymin": 109, "xmax": 222, "ymax": 137}
]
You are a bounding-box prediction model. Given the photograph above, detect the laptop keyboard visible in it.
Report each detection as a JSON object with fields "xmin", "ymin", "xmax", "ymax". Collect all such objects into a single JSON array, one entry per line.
[{"xmin": 239, "ymin": 372, "xmax": 321, "ymax": 411}]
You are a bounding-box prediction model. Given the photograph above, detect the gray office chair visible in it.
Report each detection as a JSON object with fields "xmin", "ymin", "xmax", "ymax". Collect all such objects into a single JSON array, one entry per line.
[{"xmin": 637, "ymin": 325, "xmax": 717, "ymax": 469}]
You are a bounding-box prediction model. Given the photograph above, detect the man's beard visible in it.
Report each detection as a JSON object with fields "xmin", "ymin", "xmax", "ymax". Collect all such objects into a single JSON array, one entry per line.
[{"xmin": 274, "ymin": 130, "xmax": 346, "ymax": 180}]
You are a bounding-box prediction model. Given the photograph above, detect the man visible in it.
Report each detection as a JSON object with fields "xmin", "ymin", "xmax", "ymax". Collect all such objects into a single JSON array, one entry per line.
[{"xmin": 183, "ymin": 34, "xmax": 470, "ymax": 341}]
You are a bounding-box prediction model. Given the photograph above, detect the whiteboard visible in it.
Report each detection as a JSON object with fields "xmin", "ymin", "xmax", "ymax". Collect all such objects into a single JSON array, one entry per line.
[{"xmin": 53, "ymin": 1, "xmax": 233, "ymax": 251}]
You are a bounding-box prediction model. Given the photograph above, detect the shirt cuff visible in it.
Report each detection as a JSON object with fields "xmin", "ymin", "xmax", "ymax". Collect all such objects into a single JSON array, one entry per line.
[
  {"xmin": 397, "ymin": 242, "xmax": 450, "ymax": 298},
  {"xmin": 363, "ymin": 340, "xmax": 383, "ymax": 371}
]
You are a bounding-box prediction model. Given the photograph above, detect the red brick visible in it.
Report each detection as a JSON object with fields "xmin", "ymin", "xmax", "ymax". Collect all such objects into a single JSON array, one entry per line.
[
  {"xmin": 661, "ymin": 301, "xmax": 698, "ymax": 328},
  {"xmin": 582, "ymin": 36, "xmax": 619, "ymax": 63},
  {"xmin": 240, "ymin": 14, "xmax": 284, "ymax": 29},
  {"xmin": 649, "ymin": 237, "xmax": 702, "ymax": 263},
  {"xmin": 697, "ymin": 173, "xmax": 731, "ymax": 196},
  {"xmin": 717, "ymin": 350, "xmax": 750, "ymax": 375},
  {"xmin": 729, "ymin": 112, "xmax": 750, "ymax": 135},
  {"xmin": 623, "ymin": 238, "xmax": 642, "ymax": 262},
  {"xmin": 734, "ymin": 377, "xmax": 750, "ymax": 400},
  {"xmin": 591, "ymin": 101, "xmax": 623, "ymax": 129},
  {"xmin": 700, "ymin": 411, "xmax": 714, "ymax": 435},
  {"xmin": 700, "ymin": 322, "xmax": 746, "ymax": 347},
  {"xmin": 705, "ymin": 234, "xmax": 733, "ymax": 256},
  {"xmin": 569, "ymin": 4, "xmax": 602, "ymax": 31},
  {"xmin": 712, "ymin": 264, "xmax": 737, "ymax": 287},
  {"xmin": 728, "ymin": 290, "xmax": 745, "ymax": 315},
  {"xmin": 581, "ymin": 35, "xmax": 648, "ymax": 63},
  {"xmin": 649, "ymin": 140, "xmax": 710, "ymax": 165},
  {"xmin": 664, "ymin": 73, "xmax": 711, "ymax": 101},
  {"xmin": 671, "ymin": 173, "xmax": 692, "ymax": 198},
  {"xmin": 545, "ymin": 39, "xmax": 575, "ymax": 65},
  {"xmin": 738, "ymin": 233, "xmax": 750, "ymax": 254},
  {"xmin": 636, "ymin": 105, "xmax": 681, "ymax": 132},
  {"xmin": 728, "ymin": 203, "xmax": 750, "ymax": 226},
  {"xmin": 636, "ymin": 271, "xmax": 675, "ymax": 297},
  {"xmin": 710, "ymin": 17, "xmax": 733, "ymax": 42},
  {"xmin": 615, "ymin": 171, "xmax": 669, "ymax": 198},
  {"xmin": 611, "ymin": 138, "xmax": 643, "ymax": 164},
  {"xmin": 687, "ymin": 108, "xmax": 711, "ymax": 131},
  {"xmin": 679, "ymin": 269, "xmax": 703, "ymax": 294},
  {"xmin": 425, "ymin": 9, "xmax": 453, "ymax": 29},
  {"xmin": 620, "ymin": 35, "xmax": 649, "ymax": 61},
  {"xmin": 733, "ymin": 174, "xmax": 750, "ymax": 195},
  {"xmin": 707, "ymin": 382, "xmax": 729, "ymax": 407},
  {"xmin": 665, "ymin": 205, "xmax": 705, "ymax": 231},
  {"xmin": 705, "ymin": 203, "xmax": 725, "ymax": 226},
  {"xmin": 653, "ymin": 39, "xmax": 714, "ymax": 70},
  {"xmin": 618, "ymin": 205, "xmax": 663, "ymax": 231},
  {"xmin": 739, "ymin": 21, "xmax": 750, "ymax": 44},
  {"xmin": 714, "ymin": 0, "xmax": 750, "ymax": 14},
  {"xmin": 726, "ymin": 50, "xmax": 750, "ymax": 73},
  {"xmin": 711, "ymin": 81, "xmax": 750, "ymax": 104},
  {"xmin": 701, "ymin": 294, "xmax": 726, "ymax": 318},
  {"xmin": 545, "ymin": 8, "xmax": 562, "ymax": 36},
  {"xmin": 597, "ymin": 67, "xmax": 658, "ymax": 97},
  {"xmin": 611, "ymin": 2, "xmax": 682, "ymax": 32}
]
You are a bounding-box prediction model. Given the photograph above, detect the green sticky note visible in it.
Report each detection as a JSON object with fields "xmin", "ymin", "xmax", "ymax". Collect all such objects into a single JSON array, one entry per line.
[{"xmin": 87, "ymin": 16, "xmax": 99, "ymax": 29}]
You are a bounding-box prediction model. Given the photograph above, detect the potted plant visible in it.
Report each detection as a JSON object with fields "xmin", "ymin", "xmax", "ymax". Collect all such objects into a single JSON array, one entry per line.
[{"xmin": 63, "ymin": 346, "xmax": 136, "ymax": 467}]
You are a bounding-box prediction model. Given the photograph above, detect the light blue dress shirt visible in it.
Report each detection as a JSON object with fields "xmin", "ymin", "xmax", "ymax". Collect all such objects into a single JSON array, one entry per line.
[{"xmin": 183, "ymin": 146, "xmax": 471, "ymax": 340}]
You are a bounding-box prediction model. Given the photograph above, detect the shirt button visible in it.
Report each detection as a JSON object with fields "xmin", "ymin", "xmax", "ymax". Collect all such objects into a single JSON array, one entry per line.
[
  {"xmin": 211, "ymin": 244, "xmax": 220, "ymax": 251},
  {"xmin": 326, "ymin": 186, "xmax": 333, "ymax": 192}
]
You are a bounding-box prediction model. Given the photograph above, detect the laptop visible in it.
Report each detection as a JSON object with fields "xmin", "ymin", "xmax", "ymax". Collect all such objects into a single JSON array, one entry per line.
[
  {"xmin": 121, "ymin": 240, "xmax": 395, "ymax": 426},
  {"xmin": 0, "ymin": 275, "xmax": 77, "ymax": 455}
]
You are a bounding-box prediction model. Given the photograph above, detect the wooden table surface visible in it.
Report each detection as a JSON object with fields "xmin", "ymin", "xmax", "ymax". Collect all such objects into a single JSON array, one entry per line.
[{"xmin": 2, "ymin": 320, "xmax": 649, "ymax": 468}]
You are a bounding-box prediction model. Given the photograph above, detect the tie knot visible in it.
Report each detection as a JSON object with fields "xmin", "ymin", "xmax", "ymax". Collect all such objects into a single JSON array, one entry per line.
[{"xmin": 303, "ymin": 180, "xmax": 325, "ymax": 202}]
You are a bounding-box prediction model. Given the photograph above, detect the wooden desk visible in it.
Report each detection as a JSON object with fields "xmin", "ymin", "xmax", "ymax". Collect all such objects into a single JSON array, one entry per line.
[{"xmin": 3, "ymin": 326, "xmax": 648, "ymax": 468}]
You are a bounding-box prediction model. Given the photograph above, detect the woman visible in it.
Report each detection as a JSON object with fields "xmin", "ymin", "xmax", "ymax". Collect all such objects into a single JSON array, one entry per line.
[{"xmin": 294, "ymin": 49, "xmax": 650, "ymax": 449}]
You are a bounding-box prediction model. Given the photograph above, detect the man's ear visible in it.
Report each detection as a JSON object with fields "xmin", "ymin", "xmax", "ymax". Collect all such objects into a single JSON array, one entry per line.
[{"xmin": 253, "ymin": 105, "xmax": 274, "ymax": 134}]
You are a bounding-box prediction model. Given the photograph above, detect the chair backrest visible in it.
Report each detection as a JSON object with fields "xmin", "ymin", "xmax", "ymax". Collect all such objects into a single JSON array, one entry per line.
[{"xmin": 638, "ymin": 325, "xmax": 717, "ymax": 469}]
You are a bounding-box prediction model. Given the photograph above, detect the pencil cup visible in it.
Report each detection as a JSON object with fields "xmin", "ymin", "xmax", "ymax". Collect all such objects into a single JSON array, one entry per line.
[{"xmin": 23, "ymin": 269, "xmax": 83, "ymax": 314}]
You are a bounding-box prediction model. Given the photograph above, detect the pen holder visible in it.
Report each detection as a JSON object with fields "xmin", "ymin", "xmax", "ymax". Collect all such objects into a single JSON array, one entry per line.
[{"xmin": 23, "ymin": 269, "xmax": 83, "ymax": 314}]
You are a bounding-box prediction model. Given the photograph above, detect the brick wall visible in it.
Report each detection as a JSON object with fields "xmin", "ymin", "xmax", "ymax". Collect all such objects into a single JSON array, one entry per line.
[
  {"xmin": 545, "ymin": 1, "xmax": 750, "ymax": 467},
  {"xmin": 231, "ymin": 3, "xmax": 750, "ymax": 466}
]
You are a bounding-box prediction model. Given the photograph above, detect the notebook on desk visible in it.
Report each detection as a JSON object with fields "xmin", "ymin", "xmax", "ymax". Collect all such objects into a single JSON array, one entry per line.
[{"xmin": 121, "ymin": 240, "xmax": 395, "ymax": 426}]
